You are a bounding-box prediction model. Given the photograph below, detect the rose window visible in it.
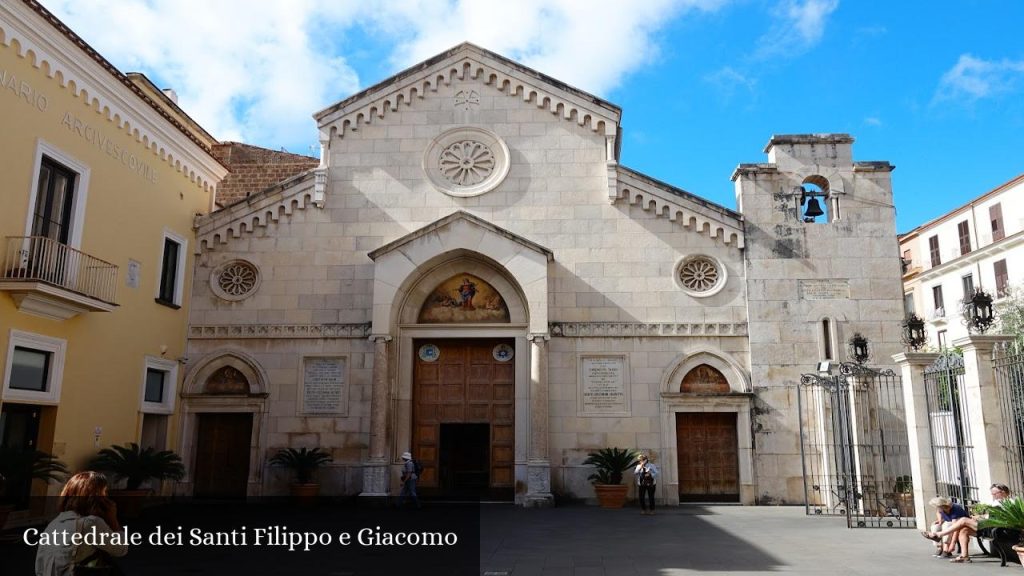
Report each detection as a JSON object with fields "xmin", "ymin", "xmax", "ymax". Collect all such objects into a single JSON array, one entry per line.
[
  {"xmin": 675, "ymin": 255, "xmax": 726, "ymax": 297},
  {"xmin": 211, "ymin": 260, "xmax": 260, "ymax": 301},
  {"xmin": 439, "ymin": 141, "xmax": 495, "ymax": 186},
  {"xmin": 423, "ymin": 127, "xmax": 510, "ymax": 197}
]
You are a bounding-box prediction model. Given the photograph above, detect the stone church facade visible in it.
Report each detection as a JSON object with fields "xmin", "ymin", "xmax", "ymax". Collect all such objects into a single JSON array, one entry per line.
[{"xmin": 178, "ymin": 44, "xmax": 905, "ymax": 506}]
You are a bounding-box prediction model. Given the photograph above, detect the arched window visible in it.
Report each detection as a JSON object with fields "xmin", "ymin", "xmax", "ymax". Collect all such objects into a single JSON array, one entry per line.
[{"xmin": 799, "ymin": 176, "xmax": 837, "ymax": 223}]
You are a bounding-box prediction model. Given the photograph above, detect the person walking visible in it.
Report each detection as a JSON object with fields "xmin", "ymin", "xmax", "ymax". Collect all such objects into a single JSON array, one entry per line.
[
  {"xmin": 397, "ymin": 451, "xmax": 421, "ymax": 509},
  {"xmin": 634, "ymin": 454, "xmax": 658, "ymax": 515}
]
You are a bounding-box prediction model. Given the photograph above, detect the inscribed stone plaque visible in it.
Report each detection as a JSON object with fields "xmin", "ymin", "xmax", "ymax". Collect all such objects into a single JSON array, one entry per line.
[
  {"xmin": 579, "ymin": 356, "xmax": 630, "ymax": 416},
  {"xmin": 302, "ymin": 357, "xmax": 346, "ymax": 414},
  {"xmin": 799, "ymin": 279, "xmax": 850, "ymax": 300}
]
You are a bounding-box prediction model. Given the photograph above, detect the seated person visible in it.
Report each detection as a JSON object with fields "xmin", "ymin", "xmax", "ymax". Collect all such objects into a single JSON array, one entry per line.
[
  {"xmin": 921, "ymin": 496, "xmax": 971, "ymax": 562},
  {"xmin": 922, "ymin": 485, "xmax": 1011, "ymax": 563}
]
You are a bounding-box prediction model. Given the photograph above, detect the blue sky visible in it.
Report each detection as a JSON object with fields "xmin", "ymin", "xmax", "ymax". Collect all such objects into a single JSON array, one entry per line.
[{"xmin": 47, "ymin": 0, "xmax": 1024, "ymax": 233}]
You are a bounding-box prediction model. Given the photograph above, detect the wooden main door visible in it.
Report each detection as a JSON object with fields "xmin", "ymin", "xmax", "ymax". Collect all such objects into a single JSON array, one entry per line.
[
  {"xmin": 193, "ymin": 413, "xmax": 252, "ymax": 499},
  {"xmin": 677, "ymin": 412, "xmax": 739, "ymax": 502},
  {"xmin": 413, "ymin": 339, "xmax": 514, "ymax": 500}
]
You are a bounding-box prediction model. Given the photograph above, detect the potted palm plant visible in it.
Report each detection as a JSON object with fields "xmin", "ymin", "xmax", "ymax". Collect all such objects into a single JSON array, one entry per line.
[
  {"xmin": 0, "ymin": 448, "xmax": 69, "ymax": 529},
  {"xmin": 90, "ymin": 443, "xmax": 185, "ymax": 519},
  {"xmin": 269, "ymin": 447, "xmax": 332, "ymax": 503},
  {"xmin": 583, "ymin": 447, "xmax": 639, "ymax": 509},
  {"xmin": 979, "ymin": 497, "xmax": 1024, "ymax": 565}
]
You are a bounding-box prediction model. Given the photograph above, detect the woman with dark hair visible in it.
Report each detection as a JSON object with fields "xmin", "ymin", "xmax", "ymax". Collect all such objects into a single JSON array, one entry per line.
[{"xmin": 35, "ymin": 471, "xmax": 128, "ymax": 575}]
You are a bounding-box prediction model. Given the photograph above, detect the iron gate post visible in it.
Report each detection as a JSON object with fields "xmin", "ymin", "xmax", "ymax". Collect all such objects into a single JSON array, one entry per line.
[
  {"xmin": 955, "ymin": 335, "xmax": 1013, "ymax": 494},
  {"xmin": 893, "ymin": 351, "xmax": 939, "ymax": 528}
]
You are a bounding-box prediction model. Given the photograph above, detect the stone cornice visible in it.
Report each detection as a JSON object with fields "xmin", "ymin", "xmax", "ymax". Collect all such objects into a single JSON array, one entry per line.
[
  {"xmin": 195, "ymin": 171, "xmax": 316, "ymax": 253},
  {"xmin": 315, "ymin": 43, "xmax": 620, "ymax": 140},
  {"xmin": 549, "ymin": 322, "xmax": 747, "ymax": 338},
  {"xmin": 615, "ymin": 167, "xmax": 745, "ymax": 248},
  {"xmin": 189, "ymin": 323, "xmax": 371, "ymax": 339},
  {"xmin": 1, "ymin": 1, "xmax": 227, "ymax": 191}
]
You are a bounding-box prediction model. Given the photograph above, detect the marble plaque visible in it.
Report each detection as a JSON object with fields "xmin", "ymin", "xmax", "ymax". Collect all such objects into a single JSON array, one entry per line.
[
  {"xmin": 579, "ymin": 356, "xmax": 630, "ymax": 416},
  {"xmin": 301, "ymin": 356, "xmax": 346, "ymax": 414},
  {"xmin": 799, "ymin": 279, "xmax": 850, "ymax": 300}
]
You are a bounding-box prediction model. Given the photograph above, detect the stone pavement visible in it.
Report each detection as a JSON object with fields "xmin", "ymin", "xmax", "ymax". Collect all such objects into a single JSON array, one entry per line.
[
  {"xmin": 1, "ymin": 502, "xmax": 1010, "ymax": 575},
  {"xmin": 479, "ymin": 504, "xmax": 1005, "ymax": 576}
]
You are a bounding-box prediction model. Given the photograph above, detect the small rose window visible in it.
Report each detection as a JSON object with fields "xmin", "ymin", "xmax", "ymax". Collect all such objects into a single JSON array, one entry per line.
[
  {"xmin": 675, "ymin": 255, "xmax": 726, "ymax": 297},
  {"xmin": 211, "ymin": 260, "xmax": 260, "ymax": 301}
]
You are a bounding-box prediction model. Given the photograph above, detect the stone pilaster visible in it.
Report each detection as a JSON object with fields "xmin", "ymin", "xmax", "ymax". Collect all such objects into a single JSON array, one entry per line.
[
  {"xmin": 952, "ymin": 334, "xmax": 1013, "ymax": 496},
  {"xmin": 893, "ymin": 351, "xmax": 939, "ymax": 527},
  {"xmin": 525, "ymin": 332, "xmax": 553, "ymax": 507},
  {"xmin": 361, "ymin": 334, "xmax": 392, "ymax": 498}
]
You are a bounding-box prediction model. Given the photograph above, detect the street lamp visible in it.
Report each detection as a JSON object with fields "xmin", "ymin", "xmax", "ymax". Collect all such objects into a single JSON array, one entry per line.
[
  {"xmin": 963, "ymin": 288, "xmax": 995, "ymax": 334},
  {"xmin": 901, "ymin": 313, "xmax": 927, "ymax": 351},
  {"xmin": 849, "ymin": 333, "xmax": 870, "ymax": 364}
]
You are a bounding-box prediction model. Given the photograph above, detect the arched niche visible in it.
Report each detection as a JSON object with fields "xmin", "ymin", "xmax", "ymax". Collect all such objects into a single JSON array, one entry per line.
[
  {"xmin": 661, "ymin": 348, "xmax": 750, "ymax": 395},
  {"xmin": 417, "ymin": 272, "xmax": 511, "ymax": 323},
  {"xmin": 681, "ymin": 364, "xmax": 731, "ymax": 394},
  {"xmin": 184, "ymin": 349, "xmax": 269, "ymax": 397},
  {"xmin": 397, "ymin": 253, "xmax": 528, "ymax": 326}
]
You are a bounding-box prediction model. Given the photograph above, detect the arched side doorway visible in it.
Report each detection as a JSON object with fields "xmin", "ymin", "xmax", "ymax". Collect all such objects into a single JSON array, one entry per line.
[
  {"xmin": 396, "ymin": 259, "xmax": 529, "ymax": 501},
  {"xmin": 659, "ymin": 348, "xmax": 754, "ymax": 505},
  {"xmin": 178, "ymin": 350, "xmax": 269, "ymax": 499}
]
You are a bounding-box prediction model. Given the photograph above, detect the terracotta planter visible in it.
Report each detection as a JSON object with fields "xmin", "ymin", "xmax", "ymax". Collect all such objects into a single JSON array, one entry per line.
[
  {"xmin": 289, "ymin": 483, "xmax": 320, "ymax": 506},
  {"xmin": 1012, "ymin": 544, "xmax": 1024, "ymax": 565},
  {"xmin": 593, "ymin": 484, "xmax": 629, "ymax": 509},
  {"xmin": 110, "ymin": 489, "xmax": 150, "ymax": 520}
]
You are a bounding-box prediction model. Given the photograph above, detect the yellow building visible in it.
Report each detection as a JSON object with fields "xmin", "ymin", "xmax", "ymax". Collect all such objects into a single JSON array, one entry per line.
[{"xmin": 0, "ymin": 0, "xmax": 226, "ymax": 518}]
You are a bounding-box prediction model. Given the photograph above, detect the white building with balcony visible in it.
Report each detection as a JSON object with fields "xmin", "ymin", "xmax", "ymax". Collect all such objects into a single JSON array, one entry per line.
[{"xmin": 900, "ymin": 173, "xmax": 1024, "ymax": 348}]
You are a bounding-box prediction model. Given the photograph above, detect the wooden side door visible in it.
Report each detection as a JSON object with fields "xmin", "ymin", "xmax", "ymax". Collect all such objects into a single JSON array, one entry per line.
[
  {"xmin": 677, "ymin": 412, "xmax": 739, "ymax": 502},
  {"xmin": 193, "ymin": 413, "xmax": 252, "ymax": 499}
]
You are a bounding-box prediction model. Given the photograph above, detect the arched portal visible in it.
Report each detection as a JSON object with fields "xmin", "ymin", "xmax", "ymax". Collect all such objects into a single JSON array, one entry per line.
[
  {"xmin": 397, "ymin": 255, "xmax": 528, "ymax": 501},
  {"xmin": 178, "ymin": 350, "xmax": 269, "ymax": 499}
]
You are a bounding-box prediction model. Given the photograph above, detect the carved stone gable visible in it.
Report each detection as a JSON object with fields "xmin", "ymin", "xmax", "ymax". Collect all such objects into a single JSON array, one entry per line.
[{"xmin": 681, "ymin": 364, "xmax": 730, "ymax": 394}]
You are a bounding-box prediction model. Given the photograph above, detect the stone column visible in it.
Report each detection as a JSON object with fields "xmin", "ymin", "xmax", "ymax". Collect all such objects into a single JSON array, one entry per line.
[
  {"xmin": 361, "ymin": 334, "xmax": 392, "ymax": 499},
  {"xmin": 892, "ymin": 351, "xmax": 939, "ymax": 528},
  {"xmin": 526, "ymin": 333, "xmax": 553, "ymax": 507},
  {"xmin": 953, "ymin": 334, "xmax": 1013, "ymax": 496}
]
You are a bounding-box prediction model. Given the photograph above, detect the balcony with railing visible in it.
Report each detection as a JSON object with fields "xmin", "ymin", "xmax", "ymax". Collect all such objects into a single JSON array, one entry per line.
[{"xmin": 0, "ymin": 236, "xmax": 118, "ymax": 319}]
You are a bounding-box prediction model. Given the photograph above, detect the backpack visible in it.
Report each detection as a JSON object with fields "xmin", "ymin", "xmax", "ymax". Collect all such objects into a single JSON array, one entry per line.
[
  {"xmin": 639, "ymin": 466, "xmax": 655, "ymax": 487},
  {"xmin": 413, "ymin": 459, "xmax": 424, "ymax": 478}
]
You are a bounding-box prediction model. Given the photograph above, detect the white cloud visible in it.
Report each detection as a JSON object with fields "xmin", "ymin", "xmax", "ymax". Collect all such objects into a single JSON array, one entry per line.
[
  {"xmin": 935, "ymin": 54, "xmax": 1024, "ymax": 104},
  {"xmin": 863, "ymin": 116, "xmax": 882, "ymax": 127},
  {"xmin": 704, "ymin": 66, "xmax": 757, "ymax": 97},
  {"xmin": 755, "ymin": 0, "xmax": 839, "ymax": 60},
  {"xmin": 45, "ymin": 0, "xmax": 728, "ymax": 152}
]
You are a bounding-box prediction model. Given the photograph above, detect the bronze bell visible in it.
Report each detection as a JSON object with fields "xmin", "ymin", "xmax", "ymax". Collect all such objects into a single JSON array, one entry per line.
[{"xmin": 803, "ymin": 197, "xmax": 825, "ymax": 219}]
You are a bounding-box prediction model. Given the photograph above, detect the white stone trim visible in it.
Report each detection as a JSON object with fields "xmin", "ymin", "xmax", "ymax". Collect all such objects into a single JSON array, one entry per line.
[
  {"xmin": 140, "ymin": 355, "xmax": 178, "ymax": 414},
  {"xmin": 549, "ymin": 322, "xmax": 747, "ymax": 337},
  {"xmin": 188, "ymin": 323, "xmax": 371, "ymax": 339},
  {"xmin": 155, "ymin": 228, "xmax": 187, "ymax": 306},
  {"xmin": 23, "ymin": 139, "xmax": 91, "ymax": 250},
  {"xmin": 2, "ymin": 329, "xmax": 67, "ymax": 405}
]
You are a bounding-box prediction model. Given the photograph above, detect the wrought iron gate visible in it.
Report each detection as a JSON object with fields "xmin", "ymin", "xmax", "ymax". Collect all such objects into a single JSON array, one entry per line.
[
  {"xmin": 922, "ymin": 352, "xmax": 978, "ymax": 505},
  {"xmin": 798, "ymin": 363, "xmax": 916, "ymax": 528},
  {"xmin": 993, "ymin": 342, "xmax": 1024, "ymax": 496}
]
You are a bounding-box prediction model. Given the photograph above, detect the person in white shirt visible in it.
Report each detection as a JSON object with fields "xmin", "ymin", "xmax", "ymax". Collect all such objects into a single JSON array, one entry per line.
[
  {"xmin": 35, "ymin": 471, "xmax": 128, "ymax": 576},
  {"xmin": 633, "ymin": 454, "xmax": 659, "ymax": 515}
]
